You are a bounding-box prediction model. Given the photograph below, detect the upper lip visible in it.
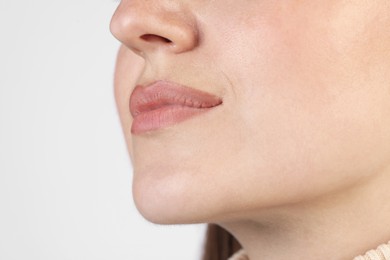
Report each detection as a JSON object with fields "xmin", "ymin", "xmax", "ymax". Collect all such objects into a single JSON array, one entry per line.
[{"xmin": 129, "ymin": 80, "xmax": 223, "ymax": 117}]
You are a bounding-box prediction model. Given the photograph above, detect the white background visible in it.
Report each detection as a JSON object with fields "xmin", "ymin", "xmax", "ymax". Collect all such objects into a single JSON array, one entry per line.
[{"xmin": 0, "ymin": 1, "xmax": 206, "ymax": 259}]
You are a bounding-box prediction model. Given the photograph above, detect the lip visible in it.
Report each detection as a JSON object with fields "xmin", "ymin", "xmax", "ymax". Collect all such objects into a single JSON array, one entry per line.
[{"xmin": 129, "ymin": 80, "xmax": 223, "ymax": 134}]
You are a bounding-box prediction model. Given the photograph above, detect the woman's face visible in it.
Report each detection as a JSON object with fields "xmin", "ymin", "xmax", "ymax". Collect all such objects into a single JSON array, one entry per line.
[{"xmin": 111, "ymin": 0, "xmax": 390, "ymax": 224}]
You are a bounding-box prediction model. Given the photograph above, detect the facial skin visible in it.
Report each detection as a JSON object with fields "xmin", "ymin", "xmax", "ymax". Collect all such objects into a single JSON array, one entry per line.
[{"xmin": 111, "ymin": 1, "xmax": 390, "ymax": 259}]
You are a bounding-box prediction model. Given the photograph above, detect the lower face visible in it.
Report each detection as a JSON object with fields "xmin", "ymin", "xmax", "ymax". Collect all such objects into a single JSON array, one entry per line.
[{"xmin": 114, "ymin": 1, "xmax": 390, "ymax": 224}]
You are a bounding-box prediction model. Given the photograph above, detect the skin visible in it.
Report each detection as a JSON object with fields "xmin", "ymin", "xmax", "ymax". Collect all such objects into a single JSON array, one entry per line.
[{"xmin": 110, "ymin": 1, "xmax": 390, "ymax": 259}]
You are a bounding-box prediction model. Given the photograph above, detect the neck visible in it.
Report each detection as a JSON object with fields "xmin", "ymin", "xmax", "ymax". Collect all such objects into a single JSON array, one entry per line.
[{"xmin": 220, "ymin": 168, "xmax": 390, "ymax": 260}]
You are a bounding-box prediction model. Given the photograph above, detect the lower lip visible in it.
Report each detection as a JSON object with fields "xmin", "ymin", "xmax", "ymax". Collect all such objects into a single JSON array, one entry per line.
[{"xmin": 131, "ymin": 105, "xmax": 218, "ymax": 134}]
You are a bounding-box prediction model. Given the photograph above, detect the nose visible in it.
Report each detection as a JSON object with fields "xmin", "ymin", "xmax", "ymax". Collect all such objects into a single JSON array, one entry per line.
[{"xmin": 110, "ymin": 1, "xmax": 199, "ymax": 57}]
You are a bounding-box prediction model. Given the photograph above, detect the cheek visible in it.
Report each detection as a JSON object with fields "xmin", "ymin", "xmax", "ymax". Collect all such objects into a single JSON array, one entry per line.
[
  {"xmin": 207, "ymin": 4, "xmax": 390, "ymax": 205},
  {"xmin": 238, "ymin": 86, "xmax": 390, "ymax": 198}
]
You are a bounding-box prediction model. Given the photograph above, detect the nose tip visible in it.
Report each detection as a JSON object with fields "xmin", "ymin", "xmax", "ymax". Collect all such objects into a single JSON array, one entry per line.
[{"xmin": 110, "ymin": 1, "xmax": 199, "ymax": 56}]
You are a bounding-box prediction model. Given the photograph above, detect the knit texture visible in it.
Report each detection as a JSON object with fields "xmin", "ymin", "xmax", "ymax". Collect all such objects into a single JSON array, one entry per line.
[
  {"xmin": 353, "ymin": 241, "xmax": 390, "ymax": 260},
  {"xmin": 227, "ymin": 241, "xmax": 390, "ymax": 260}
]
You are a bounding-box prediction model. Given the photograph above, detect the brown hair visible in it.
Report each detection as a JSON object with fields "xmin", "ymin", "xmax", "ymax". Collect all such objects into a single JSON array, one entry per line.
[{"xmin": 202, "ymin": 224, "xmax": 242, "ymax": 260}]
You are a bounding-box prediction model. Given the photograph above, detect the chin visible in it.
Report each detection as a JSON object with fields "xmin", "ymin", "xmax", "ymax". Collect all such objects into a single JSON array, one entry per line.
[{"xmin": 131, "ymin": 168, "xmax": 211, "ymax": 225}]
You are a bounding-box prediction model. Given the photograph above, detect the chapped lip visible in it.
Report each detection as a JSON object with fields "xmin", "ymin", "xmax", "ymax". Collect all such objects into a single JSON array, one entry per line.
[{"xmin": 129, "ymin": 80, "xmax": 223, "ymax": 134}]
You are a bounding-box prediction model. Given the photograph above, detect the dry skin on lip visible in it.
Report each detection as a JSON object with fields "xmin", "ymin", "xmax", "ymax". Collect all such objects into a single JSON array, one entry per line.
[{"xmin": 129, "ymin": 82, "xmax": 223, "ymax": 117}]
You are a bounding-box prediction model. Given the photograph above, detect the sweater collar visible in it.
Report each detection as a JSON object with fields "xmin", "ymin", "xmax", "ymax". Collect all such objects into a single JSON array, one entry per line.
[{"xmin": 228, "ymin": 241, "xmax": 390, "ymax": 260}]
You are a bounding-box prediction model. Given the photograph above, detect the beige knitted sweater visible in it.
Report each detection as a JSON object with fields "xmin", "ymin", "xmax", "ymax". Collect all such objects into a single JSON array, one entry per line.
[{"xmin": 227, "ymin": 241, "xmax": 390, "ymax": 260}]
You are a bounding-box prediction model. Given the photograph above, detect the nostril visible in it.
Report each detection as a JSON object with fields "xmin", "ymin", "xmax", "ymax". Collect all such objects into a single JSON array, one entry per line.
[{"xmin": 140, "ymin": 34, "xmax": 173, "ymax": 44}]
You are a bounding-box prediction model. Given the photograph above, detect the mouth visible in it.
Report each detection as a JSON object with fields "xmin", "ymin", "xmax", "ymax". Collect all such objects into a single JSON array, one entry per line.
[{"xmin": 129, "ymin": 80, "xmax": 223, "ymax": 135}]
